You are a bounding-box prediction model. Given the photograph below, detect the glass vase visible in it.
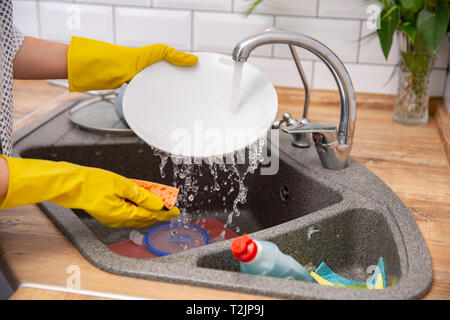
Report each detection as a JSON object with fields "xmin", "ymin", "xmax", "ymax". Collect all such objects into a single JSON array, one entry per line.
[{"xmin": 393, "ymin": 32, "xmax": 436, "ymax": 126}]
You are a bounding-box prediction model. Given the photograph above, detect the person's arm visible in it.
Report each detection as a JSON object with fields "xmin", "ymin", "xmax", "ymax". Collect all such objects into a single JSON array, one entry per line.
[
  {"xmin": 13, "ymin": 36, "xmax": 68, "ymax": 79},
  {"xmin": 0, "ymin": 157, "xmax": 8, "ymax": 200},
  {"xmin": 12, "ymin": 36, "xmax": 197, "ymax": 90}
]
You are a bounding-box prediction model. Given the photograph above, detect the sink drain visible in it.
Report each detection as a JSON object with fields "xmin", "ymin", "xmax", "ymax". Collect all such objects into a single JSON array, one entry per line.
[{"xmin": 280, "ymin": 186, "xmax": 290, "ymax": 203}]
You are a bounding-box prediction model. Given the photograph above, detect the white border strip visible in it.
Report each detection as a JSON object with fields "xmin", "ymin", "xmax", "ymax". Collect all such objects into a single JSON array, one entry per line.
[{"xmin": 18, "ymin": 282, "xmax": 150, "ymax": 300}]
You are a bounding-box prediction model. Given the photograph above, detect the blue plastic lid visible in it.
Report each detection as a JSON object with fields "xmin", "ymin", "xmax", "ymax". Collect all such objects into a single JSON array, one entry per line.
[{"xmin": 144, "ymin": 223, "xmax": 210, "ymax": 256}]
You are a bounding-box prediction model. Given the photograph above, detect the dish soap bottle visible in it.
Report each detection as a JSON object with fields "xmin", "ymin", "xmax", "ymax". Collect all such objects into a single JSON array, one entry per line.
[{"xmin": 231, "ymin": 234, "xmax": 317, "ymax": 283}]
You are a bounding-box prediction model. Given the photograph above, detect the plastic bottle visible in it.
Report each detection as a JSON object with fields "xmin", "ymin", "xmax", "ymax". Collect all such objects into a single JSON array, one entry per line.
[{"xmin": 230, "ymin": 234, "xmax": 317, "ymax": 283}]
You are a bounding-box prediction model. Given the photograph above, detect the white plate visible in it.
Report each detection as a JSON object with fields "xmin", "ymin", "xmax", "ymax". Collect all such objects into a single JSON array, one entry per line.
[{"xmin": 123, "ymin": 52, "xmax": 278, "ymax": 158}]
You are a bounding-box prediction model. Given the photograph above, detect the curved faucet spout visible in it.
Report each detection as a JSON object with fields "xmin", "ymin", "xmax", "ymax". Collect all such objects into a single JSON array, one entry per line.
[{"xmin": 232, "ymin": 30, "xmax": 357, "ymax": 170}]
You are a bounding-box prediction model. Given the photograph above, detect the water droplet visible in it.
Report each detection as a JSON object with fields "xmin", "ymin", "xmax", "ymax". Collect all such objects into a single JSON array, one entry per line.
[{"xmin": 307, "ymin": 226, "xmax": 319, "ymax": 240}]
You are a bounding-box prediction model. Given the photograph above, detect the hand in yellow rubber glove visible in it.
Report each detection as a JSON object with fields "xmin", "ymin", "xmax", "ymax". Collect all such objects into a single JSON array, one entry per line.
[
  {"xmin": 0, "ymin": 156, "xmax": 180, "ymax": 228},
  {"xmin": 67, "ymin": 36, "xmax": 198, "ymax": 92}
]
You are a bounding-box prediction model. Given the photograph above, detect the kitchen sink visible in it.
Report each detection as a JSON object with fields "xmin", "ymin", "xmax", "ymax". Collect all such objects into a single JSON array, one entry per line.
[{"xmin": 11, "ymin": 96, "xmax": 432, "ymax": 299}]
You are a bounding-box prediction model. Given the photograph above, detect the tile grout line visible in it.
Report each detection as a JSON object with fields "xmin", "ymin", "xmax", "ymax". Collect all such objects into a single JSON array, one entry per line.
[
  {"xmin": 111, "ymin": 4, "xmax": 116, "ymax": 44},
  {"xmin": 355, "ymin": 20, "xmax": 363, "ymax": 64},
  {"xmin": 271, "ymin": 15, "xmax": 276, "ymax": 58},
  {"xmin": 190, "ymin": 9, "xmax": 194, "ymax": 52},
  {"xmin": 36, "ymin": 0, "xmax": 42, "ymax": 39}
]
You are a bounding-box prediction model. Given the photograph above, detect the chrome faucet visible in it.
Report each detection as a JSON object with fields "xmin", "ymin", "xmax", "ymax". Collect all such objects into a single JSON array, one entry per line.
[{"xmin": 232, "ymin": 30, "xmax": 356, "ymax": 170}]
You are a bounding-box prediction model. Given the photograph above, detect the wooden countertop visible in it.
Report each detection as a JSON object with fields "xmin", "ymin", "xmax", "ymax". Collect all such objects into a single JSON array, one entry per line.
[{"xmin": 2, "ymin": 80, "xmax": 450, "ymax": 300}]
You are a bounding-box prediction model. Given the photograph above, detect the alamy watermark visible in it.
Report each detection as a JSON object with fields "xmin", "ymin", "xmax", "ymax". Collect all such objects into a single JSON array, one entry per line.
[
  {"xmin": 366, "ymin": 4, "xmax": 382, "ymax": 31},
  {"xmin": 167, "ymin": 122, "xmax": 280, "ymax": 175},
  {"xmin": 66, "ymin": 5, "xmax": 81, "ymax": 31},
  {"xmin": 66, "ymin": 265, "xmax": 81, "ymax": 290}
]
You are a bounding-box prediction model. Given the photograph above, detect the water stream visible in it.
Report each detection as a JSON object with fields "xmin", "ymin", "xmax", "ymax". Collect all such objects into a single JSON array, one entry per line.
[
  {"xmin": 150, "ymin": 132, "xmax": 265, "ymax": 239},
  {"xmin": 230, "ymin": 61, "xmax": 244, "ymax": 113}
]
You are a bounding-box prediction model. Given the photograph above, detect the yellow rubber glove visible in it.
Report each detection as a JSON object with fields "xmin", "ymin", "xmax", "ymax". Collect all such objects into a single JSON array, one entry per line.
[
  {"xmin": 67, "ymin": 36, "xmax": 198, "ymax": 92},
  {"xmin": 0, "ymin": 156, "xmax": 180, "ymax": 228}
]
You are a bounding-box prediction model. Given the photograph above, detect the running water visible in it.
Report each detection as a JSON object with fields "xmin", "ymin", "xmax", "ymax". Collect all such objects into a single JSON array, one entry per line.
[
  {"xmin": 216, "ymin": 136, "xmax": 266, "ymax": 241},
  {"xmin": 150, "ymin": 134, "xmax": 266, "ymax": 242},
  {"xmin": 230, "ymin": 61, "xmax": 244, "ymax": 113}
]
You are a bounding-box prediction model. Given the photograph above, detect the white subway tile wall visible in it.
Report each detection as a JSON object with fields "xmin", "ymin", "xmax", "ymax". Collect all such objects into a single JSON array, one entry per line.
[
  {"xmin": 234, "ymin": 0, "xmax": 317, "ymax": 16},
  {"xmin": 76, "ymin": 0, "xmax": 151, "ymax": 7},
  {"xmin": 153, "ymin": 0, "xmax": 232, "ymax": 11},
  {"xmin": 12, "ymin": 0, "xmax": 39, "ymax": 38},
  {"xmin": 313, "ymin": 62, "xmax": 398, "ymax": 94},
  {"xmin": 11, "ymin": 0, "xmax": 450, "ymax": 97},
  {"xmin": 39, "ymin": 1, "xmax": 114, "ymax": 43},
  {"xmin": 430, "ymin": 69, "xmax": 448, "ymax": 97},
  {"xmin": 359, "ymin": 22, "xmax": 400, "ymax": 65},
  {"xmin": 318, "ymin": 0, "xmax": 372, "ymax": 19},
  {"xmin": 76, "ymin": 0, "xmax": 151, "ymax": 6},
  {"xmin": 115, "ymin": 7, "xmax": 191, "ymax": 50},
  {"xmin": 274, "ymin": 16, "xmax": 361, "ymax": 62},
  {"xmin": 435, "ymin": 38, "xmax": 450, "ymax": 69},
  {"xmin": 193, "ymin": 12, "xmax": 272, "ymax": 56},
  {"xmin": 248, "ymin": 56, "xmax": 313, "ymax": 89}
]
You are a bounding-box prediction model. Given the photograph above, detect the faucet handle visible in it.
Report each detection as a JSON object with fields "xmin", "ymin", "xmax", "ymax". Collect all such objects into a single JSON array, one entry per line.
[
  {"xmin": 272, "ymin": 113, "xmax": 311, "ymax": 148},
  {"xmin": 282, "ymin": 122, "xmax": 338, "ymax": 146},
  {"xmin": 282, "ymin": 122, "xmax": 351, "ymax": 170},
  {"xmin": 271, "ymin": 112, "xmax": 298, "ymax": 129},
  {"xmin": 282, "ymin": 122, "xmax": 336, "ymax": 134}
]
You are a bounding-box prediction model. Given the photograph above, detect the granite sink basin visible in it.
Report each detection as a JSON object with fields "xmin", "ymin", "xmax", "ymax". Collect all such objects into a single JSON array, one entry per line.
[{"xmin": 12, "ymin": 96, "xmax": 432, "ymax": 299}]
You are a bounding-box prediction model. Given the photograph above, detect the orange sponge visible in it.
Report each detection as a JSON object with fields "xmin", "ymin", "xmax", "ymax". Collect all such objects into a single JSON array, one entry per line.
[{"xmin": 131, "ymin": 179, "xmax": 179, "ymax": 209}]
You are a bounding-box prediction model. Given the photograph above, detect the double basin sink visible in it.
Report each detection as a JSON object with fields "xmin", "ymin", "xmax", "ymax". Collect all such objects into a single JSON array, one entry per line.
[{"xmin": 12, "ymin": 96, "xmax": 432, "ymax": 299}]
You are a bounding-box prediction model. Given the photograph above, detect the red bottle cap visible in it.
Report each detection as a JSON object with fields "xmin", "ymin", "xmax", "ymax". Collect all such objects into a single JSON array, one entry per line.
[{"xmin": 231, "ymin": 234, "xmax": 258, "ymax": 263}]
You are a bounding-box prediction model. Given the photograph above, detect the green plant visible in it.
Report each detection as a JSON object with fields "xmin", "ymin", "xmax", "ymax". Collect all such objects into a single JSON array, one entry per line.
[
  {"xmin": 245, "ymin": 0, "xmax": 265, "ymax": 16},
  {"xmin": 377, "ymin": 0, "xmax": 449, "ymax": 59}
]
